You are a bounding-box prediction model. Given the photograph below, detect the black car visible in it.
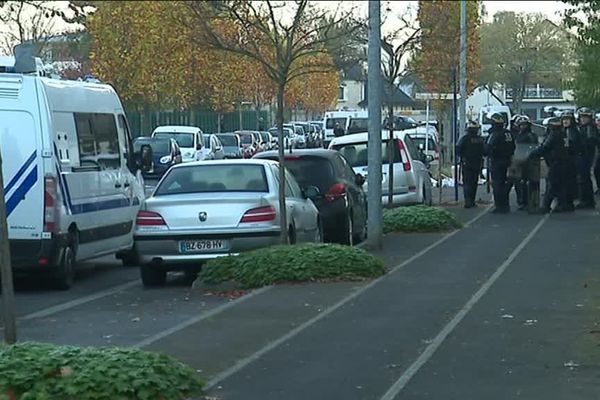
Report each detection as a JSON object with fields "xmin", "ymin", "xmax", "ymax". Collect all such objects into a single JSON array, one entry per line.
[
  {"xmin": 133, "ymin": 136, "xmax": 182, "ymax": 178},
  {"xmin": 254, "ymin": 149, "xmax": 367, "ymax": 245}
]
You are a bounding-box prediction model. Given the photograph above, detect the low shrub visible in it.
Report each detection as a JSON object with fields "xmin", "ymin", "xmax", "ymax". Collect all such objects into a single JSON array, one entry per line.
[
  {"xmin": 383, "ymin": 205, "xmax": 462, "ymax": 233},
  {"xmin": 198, "ymin": 243, "xmax": 386, "ymax": 289},
  {"xmin": 0, "ymin": 342, "xmax": 203, "ymax": 400}
]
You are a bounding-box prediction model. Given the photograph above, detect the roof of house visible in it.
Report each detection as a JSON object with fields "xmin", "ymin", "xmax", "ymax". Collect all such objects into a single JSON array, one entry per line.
[{"xmin": 359, "ymin": 82, "xmax": 415, "ymax": 108}]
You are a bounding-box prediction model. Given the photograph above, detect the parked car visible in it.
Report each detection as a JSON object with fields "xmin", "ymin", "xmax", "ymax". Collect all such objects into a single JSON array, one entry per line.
[
  {"xmin": 134, "ymin": 159, "xmax": 322, "ymax": 286},
  {"xmin": 268, "ymin": 127, "xmax": 294, "ymax": 149},
  {"xmin": 259, "ymin": 131, "xmax": 274, "ymax": 150},
  {"xmin": 287, "ymin": 124, "xmax": 307, "ymax": 148},
  {"xmin": 251, "ymin": 131, "xmax": 265, "ymax": 152},
  {"xmin": 151, "ymin": 125, "xmax": 204, "ymax": 163},
  {"xmin": 329, "ymin": 131, "xmax": 433, "ymax": 206},
  {"xmin": 255, "ymin": 149, "xmax": 367, "ymax": 245},
  {"xmin": 133, "ymin": 137, "xmax": 182, "ymax": 179},
  {"xmin": 383, "ymin": 115, "xmax": 419, "ymax": 131},
  {"xmin": 403, "ymin": 127, "xmax": 441, "ymax": 170},
  {"xmin": 200, "ymin": 134, "xmax": 225, "ymax": 161},
  {"xmin": 216, "ymin": 133, "xmax": 243, "ymax": 159},
  {"xmin": 236, "ymin": 130, "xmax": 260, "ymax": 158}
]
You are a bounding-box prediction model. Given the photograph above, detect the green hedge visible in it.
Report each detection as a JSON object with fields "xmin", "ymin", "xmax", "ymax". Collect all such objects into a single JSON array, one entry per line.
[
  {"xmin": 0, "ymin": 342, "xmax": 203, "ymax": 400},
  {"xmin": 198, "ymin": 243, "xmax": 386, "ymax": 289},
  {"xmin": 383, "ymin": 205, "xmax": 462, "ymax": 233}
]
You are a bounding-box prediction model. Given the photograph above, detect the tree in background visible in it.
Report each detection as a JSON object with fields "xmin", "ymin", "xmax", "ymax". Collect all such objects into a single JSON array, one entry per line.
[
  {"xmin": 185, "ymin": 0, "xmax": 356, "ymax": 244},
  {"xmin": 479, "ymin": 12, "xmax": 567, "ymax": 114},
  {"xmin": 414, "ymin": 0, "xmax": 481, "ymax": 97},
  {"xmin": 563, "ymin": 1, "xmax": 600, "ymax": 108}
]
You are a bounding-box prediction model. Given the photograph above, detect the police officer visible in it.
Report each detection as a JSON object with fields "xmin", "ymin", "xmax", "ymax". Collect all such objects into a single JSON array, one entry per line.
[
  {"xmin": 561, "ymin": 110, "xmax": 583, "ymax": 208},
  {"xmin": 457, "ymin": 120, "xmax": 485, "ymax": 208},
  {"xmin": 577, "ymin": 107, "xmax": 598, "ymax": 208},
  {"xmin": 485, "ymin": 113, "xmax": 515, "ymax": 213},
  {"xmin": 529, "ymin": 117, "xmax": 571, "ymax": 212},
  {"xmin": 510, "ymin": 115, "xmax": 538, "ymax": 210}
]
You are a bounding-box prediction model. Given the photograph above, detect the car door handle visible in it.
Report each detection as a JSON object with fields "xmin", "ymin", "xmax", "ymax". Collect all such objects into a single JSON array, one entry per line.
[{"xmin": 115, "ymin": 183, "xmax": 122, "ymax": 188}]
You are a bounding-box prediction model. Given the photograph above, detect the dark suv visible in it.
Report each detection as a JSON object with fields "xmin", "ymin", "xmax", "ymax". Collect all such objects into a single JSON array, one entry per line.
[{"xmin": 254, "ymin": 149, "xmax": 367, "ymax": 245}]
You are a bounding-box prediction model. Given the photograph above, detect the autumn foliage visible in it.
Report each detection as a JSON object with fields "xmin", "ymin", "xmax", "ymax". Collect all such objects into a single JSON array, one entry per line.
[
  {"xmin": 86, "ymin": 1, "xmax": 338, "ymax": 113},
  {"xmin": 415, "ymin": 0, "xmax": 481, "ymax": 95}
]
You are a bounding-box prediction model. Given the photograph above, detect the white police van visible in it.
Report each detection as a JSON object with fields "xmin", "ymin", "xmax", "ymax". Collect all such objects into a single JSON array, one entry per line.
[{"xmin": 0, "ymin": 53, "xmax": 146, "ymax": 289}]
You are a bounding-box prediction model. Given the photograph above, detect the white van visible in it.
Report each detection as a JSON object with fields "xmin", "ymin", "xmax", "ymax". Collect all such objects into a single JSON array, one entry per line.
[
  {"xmin": 323, "ymin": 110, "xmax": 368, "ymax": 146},
  {"xmin": 0, "ymin": 72, "xmax": 146, "ymax": 289},
  {"xmin": 479, "ymin": 105, "xmax": 511, "ymax": 136},
  {"xmin": 151, "ymin": 125, "xmax": 204, "ymax": 163}
]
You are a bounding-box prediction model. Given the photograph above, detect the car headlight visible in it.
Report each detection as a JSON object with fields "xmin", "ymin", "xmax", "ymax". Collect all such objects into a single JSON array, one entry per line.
[{"xmin": 159, "ymin": 155, "xmax": 172, "ymax": 164}]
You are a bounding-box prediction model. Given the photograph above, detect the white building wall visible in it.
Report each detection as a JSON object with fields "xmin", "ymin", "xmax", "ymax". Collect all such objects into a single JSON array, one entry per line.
[{"xmin": 336, "ymin": 80, "xmax": 364, "ymax": 110}]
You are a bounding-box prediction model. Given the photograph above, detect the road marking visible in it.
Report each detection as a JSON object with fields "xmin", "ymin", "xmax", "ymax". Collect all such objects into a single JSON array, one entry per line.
[
  {"xmin": 204, "ymin": 205, "xmax": 492, "ymax": 390},
  {"xmin": 379, "ymin": 213, "xmax": 549, "ymax": 400},
  {"xmin": 133, "ymin": 286, "xmax": 272, "ymax": 349},
  {"xmin": 20, "ymin": 280, "xmax": 140, "ymax": 321}
]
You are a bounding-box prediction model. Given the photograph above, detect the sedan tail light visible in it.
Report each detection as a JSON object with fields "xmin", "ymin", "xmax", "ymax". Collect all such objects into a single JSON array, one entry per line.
[
  {"xmin": 325, "ymin": 183, "xmax": 346, "ymax": 202},
  {"xmin": 136, "ymin": 210, "xmax": 167, "ymax": 226},
  {"xmin": 240, "ymin": 206, "xmax": 276, "ymax": 223},
  {"xmin": 396, "ymin": 139, "xmax": 412, "ymax": 172}
]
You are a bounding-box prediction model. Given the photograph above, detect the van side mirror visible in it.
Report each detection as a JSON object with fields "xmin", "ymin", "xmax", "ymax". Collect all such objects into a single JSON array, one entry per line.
[{"xmin": 196, "ymin": 143, "xmax": 203, "ymax": 150}]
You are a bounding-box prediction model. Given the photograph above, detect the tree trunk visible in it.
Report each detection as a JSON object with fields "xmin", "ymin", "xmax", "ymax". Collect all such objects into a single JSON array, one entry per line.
[
  {"xmin": 387, "ymin": 103, "xmax": 394, "ymax": 208},
  {"xmin": 276, "ymin": 85, "xmax": 288, "ymax": 244}
]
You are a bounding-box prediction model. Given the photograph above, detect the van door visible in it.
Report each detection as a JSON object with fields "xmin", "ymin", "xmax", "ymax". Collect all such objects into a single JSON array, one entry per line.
[{"xmin": 0, "ymin": 110, "xmax": 43, "ymax": 240}]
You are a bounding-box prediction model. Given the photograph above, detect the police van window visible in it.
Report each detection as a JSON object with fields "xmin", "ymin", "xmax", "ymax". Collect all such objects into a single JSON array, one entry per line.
[
  {"xmin": 92, "ymin": 114, "xmax": 120, "ymax": 169},
  {"xmin": 73, "ymin": 113, "xmax": 120, "ymax": 170},
  {"xmin": 74, "ymin": 113, "xmax": 96, "ymax": 168}
]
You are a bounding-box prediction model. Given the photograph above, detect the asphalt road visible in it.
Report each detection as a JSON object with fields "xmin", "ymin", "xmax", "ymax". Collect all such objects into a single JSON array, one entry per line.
[{"xmin": 2, "ymin": 191, "xmax": 600, "ymax": 400}]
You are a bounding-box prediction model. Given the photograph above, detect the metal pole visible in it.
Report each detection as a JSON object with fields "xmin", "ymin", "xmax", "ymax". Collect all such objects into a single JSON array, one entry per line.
[
  {"xmin": 425, "ymin": 100, "xmax": 430, "ymax": 155},
  {"xmin": 459, "ymin": 0, "xmax": 467, "ymax": 138},
  {"xmin": 0, "ymin": 152, "xmax": 17, "ymax": 344},
  {"xmin": 452, "ymin": 67, "xmax": 459, "ymax": 202},
  {"xmin": 367, "ymin": 0, "xmax": 382, "ymax": 249}
]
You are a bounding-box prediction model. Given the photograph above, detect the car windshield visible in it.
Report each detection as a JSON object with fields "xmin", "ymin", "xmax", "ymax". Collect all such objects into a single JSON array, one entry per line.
[
  {"xmin": 239, "ymin": 133, "xmax": 254, "ymax": 145},
  {"xmin": 326, "ymin": 117, "xmax": 347, "ymax": 129},
  {"xmin": 153, "ymin": 132, "xmax": 195, "ymax": 148},
  {"xmin": 203, "ymin": 136, "xmax": 211, "ymax": 147},
  {"xmin": 217, "ymin": 135, "xmax": 238, "ymax": 146},
  {"xmin": 269, "ymin": 128, "xmax": 291, "ymax": 137},
  {"xmin": 331, "ymin": 141, "xmax": 400, "ymax": 167},
  {"xmin": 347, "ymin": 118, "xmax": 369, "ymax": 134},
  {"xmin": 260, "ymin": 132, "xmax": 270, "ymax": 141},
  {"xmin": 294, "ymin": 126, "xmax": 305, "ymax": 135},
  {"xmin": 155, "ymin": 164, "xmax": 269, "ymax": 195},
  {"xmin": 133, "ymin": 139, "xmax": 169, "ymax": 155},
  {"xmin": 411, "ymin": 137, "xmax": 438, "ymax": 152}
]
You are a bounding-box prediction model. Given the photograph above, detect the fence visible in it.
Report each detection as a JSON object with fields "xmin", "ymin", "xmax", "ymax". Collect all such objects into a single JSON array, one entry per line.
[{"xmin": 125, "ymin": 109, "xmax": 272, "ymax": 137}]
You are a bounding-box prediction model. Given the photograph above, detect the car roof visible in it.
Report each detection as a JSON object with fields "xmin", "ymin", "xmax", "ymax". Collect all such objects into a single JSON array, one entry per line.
[
  {"xmin": 153, "ymin": 125, "xmax": 202, "ymax": 134},
  {"xmin": 134, "ymin": 136, "xmax": 170, "ymax": 143},
  {"xmin": 171, "ymin": 159, "xmax": 278, "ymax": 170},
  {"xmin": 254, "ymin": 148, "xmax": 340, "ymax": 160},
  {"xmin": 329, "ymin": 130, "xmax": 409, "ymax": 145}
]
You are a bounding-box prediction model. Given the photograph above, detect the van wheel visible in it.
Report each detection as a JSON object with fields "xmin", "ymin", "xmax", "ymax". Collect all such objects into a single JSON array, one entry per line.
[
  {"xmin": 55, "ymin": 244, "xmax": 76, "ymax": 290},
  {"xmin": 141, "ymin": 265, "xmax": 167, "ymax": 287}
]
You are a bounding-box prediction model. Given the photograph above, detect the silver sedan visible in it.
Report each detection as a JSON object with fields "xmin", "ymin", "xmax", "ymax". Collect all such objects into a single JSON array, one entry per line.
[{"xmin": 134, "ymin": 159, "xmax": 322, "ymax": 286}]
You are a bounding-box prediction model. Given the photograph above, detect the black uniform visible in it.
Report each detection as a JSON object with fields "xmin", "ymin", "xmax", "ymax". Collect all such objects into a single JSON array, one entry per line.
[
  {"xmin": 511, "ymin": 128, "xmax": 538, "ymax": 208},
  {"xmin": 457, "ymin": 131, "xmax": 485, "ymax": 208},
  {"xmin": 577, "ymin": 122, "xmax": 598, "ymax": 207},
  {"xmin": 564, "ymin": 124, "xmax": 583, "ymax": 205},
  {"xmin": 530, "ymin": 126, "xmax": 570, "ymax": 211},
  {"xmin": 485, "ymin": 126, "xmax": 516, "ymax": 212}
]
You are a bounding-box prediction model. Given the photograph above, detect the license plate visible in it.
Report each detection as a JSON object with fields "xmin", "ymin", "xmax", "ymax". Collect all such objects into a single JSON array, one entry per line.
[{"xmin": 179, "ymin": 240, "xmax": 228, "ymax": 253}]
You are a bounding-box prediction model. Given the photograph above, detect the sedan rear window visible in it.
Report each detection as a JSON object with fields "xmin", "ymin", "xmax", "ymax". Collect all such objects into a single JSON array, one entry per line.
[
  {"xmin": 155, "ymin": 164, "xmax": 269, "ymax": 195},
  {"xmin": 261, "ymin": 155, "xmax": 335, "ymax": 192},
  {"xmin": 331, "ymin": 141, "xmax": 400, "ymax": 167}
]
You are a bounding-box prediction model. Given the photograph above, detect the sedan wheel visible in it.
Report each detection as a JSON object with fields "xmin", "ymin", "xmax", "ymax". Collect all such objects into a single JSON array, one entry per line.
[{"xmin": 341, "ymin": 212, "xmax": 354, "ymax": 246}]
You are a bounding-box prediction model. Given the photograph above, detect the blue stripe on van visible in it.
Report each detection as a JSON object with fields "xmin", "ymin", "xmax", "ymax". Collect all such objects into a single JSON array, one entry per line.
[
  {"xmin": 6, "ymin": 166, "xmax": 37, "ymax": 217},
  {"xmin": 70, "ymin": 197, "xmax": 131, "ymax": 215},
  {"xmin": 4, "ymin": 150, "xmax": 36, "ymax": 195}
]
